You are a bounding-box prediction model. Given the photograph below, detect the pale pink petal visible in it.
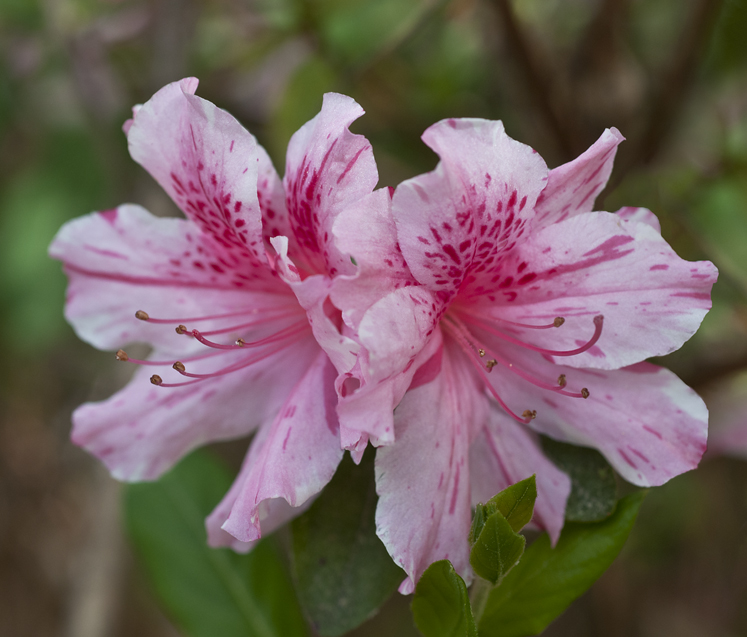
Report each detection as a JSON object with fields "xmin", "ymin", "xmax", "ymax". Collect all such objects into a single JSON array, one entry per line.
[
  {"xmin": 469, "ymin": 414, "xmax": 571, "ymax": 544},
  {"xmin": 334, "ymin": 288, "xmax": 442, "ymax": 446},
  {"xmin": 375, "ymin": 344, "xmax": 484, "ymax": 594},
  {"xmin": 221, "ymin": 351, "xmax": 343, "ymax": 543},
  {"xmin": 393, "ymin": 118, "xmax": 548, "ymax": 306},
  {"xmin": 207, "ymin": 447, "xmax": 315, "ymax": 552},
  {"xmin": 72, "ymin": 337, "xmax": 320, "ymax": 481},
  {"xmin": 474, "ymin": 345, "xmax": 708, "ymax": 486},
  {"xmin": 461, "ymin": 211, "xmax": 717, "ymax": 369},
  {"xmin": 534, "ymin": 128, "xmax": 624, "ymax": 227},
  {"xmin": 330, "ymin": 188, "xmax": 416, "ymax": 329},
  {"xmin": 283, "ymin": 93, "xmax": 378, "ymax": 277},
  {"xmin": 49, "ymin": 205, "xmax": 294, "ymax": 351},
  {"xmin": 616, "ymin": 206, "xmax": 661, "ymax": 232},
  {"xmin": 271, "ymin": 236, "xmax": 359, "ymax": 375},
  {"xmin": 126, "ymin": 78, "xmax": 273, "ymax": 275}
]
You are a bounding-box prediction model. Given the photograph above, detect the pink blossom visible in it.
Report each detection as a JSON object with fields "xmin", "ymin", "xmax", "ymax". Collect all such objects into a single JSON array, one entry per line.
[
  {"xmin": 49, "ymin": 78, "xmax": 384, "ymax": 549},
  {"xmin": 332, "ymin": 119, "xmax": 718, "ymax": 592}
]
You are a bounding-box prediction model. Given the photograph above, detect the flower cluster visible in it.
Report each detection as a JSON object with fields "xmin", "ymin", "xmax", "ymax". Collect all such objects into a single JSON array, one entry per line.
[{"xmin": 50, "ymin": 79, "xmax": 717, "ymax": 593}]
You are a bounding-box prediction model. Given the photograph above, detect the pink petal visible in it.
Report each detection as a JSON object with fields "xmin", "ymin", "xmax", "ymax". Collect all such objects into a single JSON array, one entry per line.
[
  {"xmin": 375, "ymin": 345, "xmax": 484, "ymax": 593},
  {"xmin": 616, "ymin": 206, "xmax": 661, "ymax": 232},
  {"xmin": 126, "ymin": 78, "xmax": 273, "ymax": 274},
  {"xmin": 393, "ymin": 118, "xmax": 548, "ymax": 305},
  {"xmin": 534, "ymin": 128, "xmax": 624, "ymax": 227},
  {"xmin": 283, "ymin": 93, "xmax": 378, "ymax": 277},
  {"xmin": 49, "ymin": 205, "xmax": 294, "ymax": 350},
  {"xmin": 220, "ymin": 351, "xmax": 343, "ymax": 543},
  {"xmin": 330, "ymin": 188, "xmax": 416, "ymax": 329},
  {"xmin": 469, "ymin": 413, "xmax": 571, "ymax": 544},
  {"xmin": 271, "ymin": 236, "xmax": 359, "ymax": 375},
  {"xmin": 476, "ymin": 346, "xmax": 708, "ymax": 486},
  {"xmin": 463, "ymin": 211, "xmax": 717, "ymax": 369},
  {"xmin": 334, "ymin": 288, "xmax": 442, "ymax": 446},
  {"xmin": 72, "ymin": 337, "xmax": 321, "ymax": 481}
]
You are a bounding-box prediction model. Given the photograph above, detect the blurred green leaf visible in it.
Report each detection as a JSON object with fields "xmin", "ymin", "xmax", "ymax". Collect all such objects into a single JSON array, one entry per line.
[
  {"xmin": 318, "ymin": 0, "xmax": 435, "ymax": 68},
  {"xmin": 541, "ymin": 438, "xmax": 617, "ymax": 522},
  {"xmin": 469, "ymin": 511, "xmax": 526, "ymax": 586},
  {"xmin": 291, "ymin": 448, "xmax": 404, "ymax": 637},
  {"xmin": 478, "ymin": 491, "xmax": 646, "ymax": 637},
  {"xmin": 412, "ymin": 560, "xmax": 477, "ymax": 637},
  {"xmin": 708, "ymin": 0, "xmax": 747, "ymax": 76},
  {"xmin": 268, "ymin": 55, "xmax": 338, "ymax": 163},
  {"xmin": 124, "ymin": 451, "xmax": 307, "ymax": 637}
]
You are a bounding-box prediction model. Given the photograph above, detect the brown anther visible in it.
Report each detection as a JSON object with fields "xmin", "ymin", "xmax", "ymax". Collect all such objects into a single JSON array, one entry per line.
[
  {"xmin": 115, "ymin": 349, "xmax": 129, "ymax": 362},
  {"xmin": 236, "ymin": 338, "xmax": 246, "ymax": 347},
  {"xmin": 557, "ymin": 374, "xmax": 567, "ymax": 387},
  {"xmin": 553, "ymin": 317, "xmax": 565, "ymax": 327},
  {"xmin": 581, "ymin": 387, "xmax": 590, "ymax": 399},
  {"xmin": 478, "ymin": 348, "xmax": 486, "ymax": 357},
  {"xmin": 522, "ymin": 409, "xmax": 537, "ymax": 420},
  {"xmin": 172, "ymin": 361, "xmax": 186, "ymax": 373},
  {"xmin": 486, "ymin": 359, "xmax": 497, "ymax": 372},
  {"xmin": 150, "ymin": 375, "xmax": 163, "ymax": 386},
  {"xmin": 135, "ymin": 310, "xmax": 150, "ymax": 321},
  {"xmin": 175, "ymin": 324, "xmax": 188, "ymax": 335}
]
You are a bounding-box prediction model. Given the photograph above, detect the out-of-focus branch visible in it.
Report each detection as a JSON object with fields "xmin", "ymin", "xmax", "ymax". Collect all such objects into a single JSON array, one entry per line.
[
  {"xmin": 606, "ymin": 0, "xmax": 725, "ymax": 193},
  {"xmin": 491, "ymin": 0, "xmax": 577, "ymax": 161}
]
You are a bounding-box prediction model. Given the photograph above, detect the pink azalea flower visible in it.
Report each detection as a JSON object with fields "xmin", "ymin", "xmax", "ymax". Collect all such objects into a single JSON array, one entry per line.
[
  {"xmin": 49, "ymin": 78, "xmax": 383, "ymax": 548},
  {"xmin": 332, "ymin": 119, "xmax": 718, "ymax": 593}
]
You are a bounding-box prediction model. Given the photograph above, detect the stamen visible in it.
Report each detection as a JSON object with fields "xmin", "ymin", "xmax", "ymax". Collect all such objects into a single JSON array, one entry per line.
[
  {"xmin": 581, "ymin": 388, "xmax": 590, "ymax": 399},
  {"xmin": 462, "ymin": 314, "xmax": 604, "ymax": 357},
  {"xmin": 176, "ymin": 324, "xmax": 188, "ymax": 335},
  {"xmin": 115, "ymin": 349, "xmax": 129, "ymax": 361},
  {"xmin": 486, "ymin": 359, "xmax": 497, "ymax": 372},
  {"xmin": 133, "ymin": 306, "xmax": 297, "ymax": 325},
  {"xmin": 557, "ymin": 374, "xmax": 567, "ymax": 387},
  {"xmin": 190, "ymin": 322, "xmax": 307, "ymax": 351},
  {"xmin": 173, "ymin": 361, "xmax": 186, "ymax": 373},
  {"xmin": 478, "ymin": 349, "xmax": 485, "ymax": 357},
  {"xmin": 554, "ymin": 317, "xmax": 565, "ymax": 327},
  {"xmin": 150, "ymin": 375, "xmax": 162, "ymax": 385},
  {"xmin": 522, "ymin": 410, "xmax": 537, "ymax": 420},
  {"xmin": 441, "ymin": 318, "xmax": 535, "ymax": 425}
]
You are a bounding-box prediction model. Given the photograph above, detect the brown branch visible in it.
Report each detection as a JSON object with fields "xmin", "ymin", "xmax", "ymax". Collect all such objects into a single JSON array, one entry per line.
[{"xmin": 491, "ymin": 0, "xmax": 577, "ymax": 161}]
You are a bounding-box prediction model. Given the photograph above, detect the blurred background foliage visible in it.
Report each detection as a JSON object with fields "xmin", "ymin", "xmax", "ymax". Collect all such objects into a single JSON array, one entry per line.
[{"xmin": 1, "ymin": 0, "xmax": 747, "ymax": 635}]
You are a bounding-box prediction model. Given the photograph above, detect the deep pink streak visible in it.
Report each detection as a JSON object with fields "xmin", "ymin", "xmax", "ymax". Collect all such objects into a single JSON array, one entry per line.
[{"xmin": 448, "ymin": 465, "xmax": 460, "ymax": 515}]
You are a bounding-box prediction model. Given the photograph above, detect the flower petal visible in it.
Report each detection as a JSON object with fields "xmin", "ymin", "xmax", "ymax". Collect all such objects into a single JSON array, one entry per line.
[
  {"xmin": 393, "ymin": 118, "xmax": 548, "ymax": 305},
  {"xmin": 331, "ymin": 188, "xmax": 416, "ymax": 329},
  {"xmin": 283, "ymin": 93, "xmax": 378, "ymax": 276},
  {"xmin": 462, "ymin": 211, "xmax": 717, "ymax": 369},
  {"xmin": 220, "ymin": 351, "xmax": 343, "ymax": 543},
  {"xmin": 126, "ymin": 78, "xmax": 273, "ymax": 274},
  {"xmin": 375, "ymin": 345, "xmax": 482, "ymax": 594},
  {"xmin": 49, "ymin": 205, "xmax": 295, "ymax": 351},
  {"xmin": 469, "ymin": 413, "xmax": 570, "ymax": 544},
  {"xmin": 616, "ymin": 206, "xmax": 661, "ymax": 232},
  {"xmin": 534, "ymin": 128, "xmax": 624, "ymax": 227},
  {"xmin": 477, "ymin": 349, "xmax": 708, "ymax": 486},
  {"xmin": 72, "ymin": 337, "xmax": 320, "ymax": 481}
]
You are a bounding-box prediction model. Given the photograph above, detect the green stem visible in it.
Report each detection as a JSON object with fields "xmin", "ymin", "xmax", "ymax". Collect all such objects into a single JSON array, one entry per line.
[{"xmin": 469, "ymin": 576, "xmax": 493, "ymax": 625}]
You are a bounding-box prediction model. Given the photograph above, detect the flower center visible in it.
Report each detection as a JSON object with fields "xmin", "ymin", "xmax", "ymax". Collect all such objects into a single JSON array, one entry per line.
[
  {"xmin": 116, "ymin": 305, "xmax": 309, "ymax": 387},
  {"xmin": 441, "ymin": 311, "xmax": 603, "ymax": 424}
]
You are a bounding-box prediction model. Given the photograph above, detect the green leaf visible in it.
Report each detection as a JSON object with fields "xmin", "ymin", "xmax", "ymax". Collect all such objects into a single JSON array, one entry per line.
[
  {"xmin": 469, "ymin": 511, "xmax": 526, "ymax": 586},
  {"xmin": 478, "ymin": 491, "xmax": 646, "ymax": 637},
  {"xmin": 412, "ymin": 560, "xmax": 477, "ymax": 637},
  {"xmin": 469, "ymin": 475, "xmax": 537, "ymax": 545},
  {"xmin": 124, "ymin": 450, "xmax": 307, "ymax": 637},
  {"xmin": 541, "ymin": 438, "xmax": 617, "ymax": 522},
  {"xmin": 291, "ymin": 448, "xmax": 404, "ymax": 636}
]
